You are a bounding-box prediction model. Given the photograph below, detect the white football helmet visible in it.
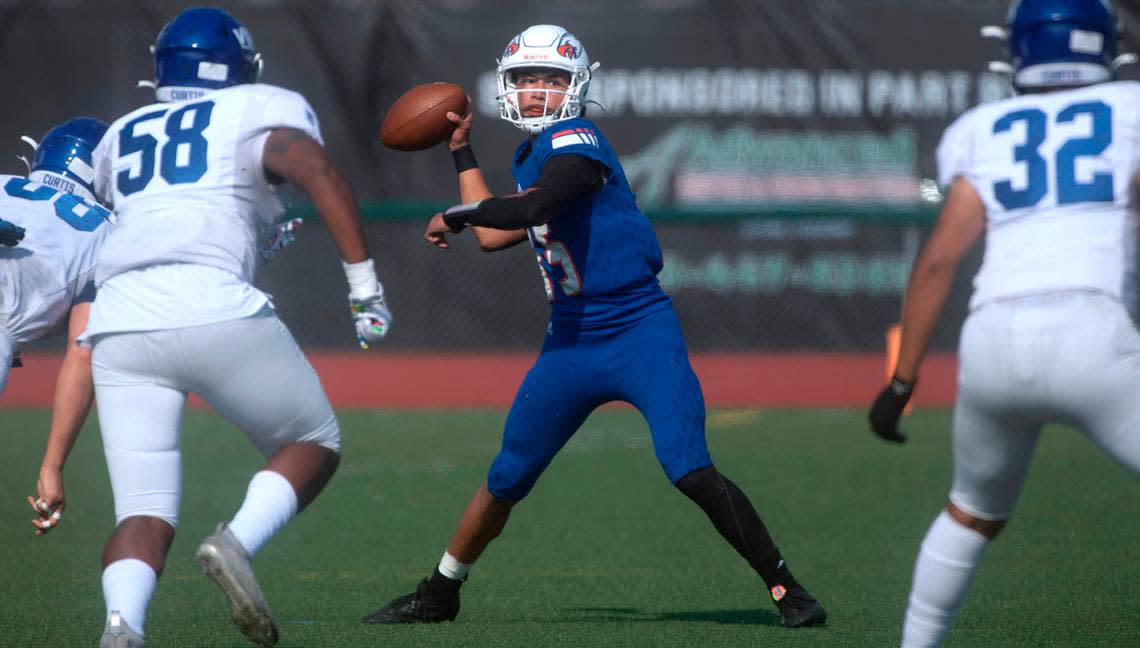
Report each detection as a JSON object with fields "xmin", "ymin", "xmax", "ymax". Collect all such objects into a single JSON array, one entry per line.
[{"xmin": 496, "ymin": 25, "xmax": 599, "ymax": 134}]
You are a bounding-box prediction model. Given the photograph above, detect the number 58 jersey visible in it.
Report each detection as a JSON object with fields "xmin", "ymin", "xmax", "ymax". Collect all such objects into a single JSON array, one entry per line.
[
  {"xmin": 938, "ymin": 80, "xmax": 1140, "ymax": 310},
  {"xmin": 92, "ymin": 83, "xmax": 323, "ymax": 286}
]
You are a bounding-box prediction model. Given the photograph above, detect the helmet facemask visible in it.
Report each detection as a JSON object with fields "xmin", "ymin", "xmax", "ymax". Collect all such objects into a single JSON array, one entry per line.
[{"xmin": 496, "ymin": 68, "xmax": 591, "ymax": 134}]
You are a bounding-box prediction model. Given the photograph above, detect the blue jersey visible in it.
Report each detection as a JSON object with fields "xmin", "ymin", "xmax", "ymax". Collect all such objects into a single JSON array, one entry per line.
[{"xmin": 511, "ymin": 118, "xmax": 670, "ymax": 328}]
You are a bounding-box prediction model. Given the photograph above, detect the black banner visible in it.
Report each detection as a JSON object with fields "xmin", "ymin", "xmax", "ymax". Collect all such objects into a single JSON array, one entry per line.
[
  {"xmin": 3, "ymin": 1, "xmax": 1127, "ymax": 352},
  {"xmin": 3, "ymin": 1, "xmax": 1138, "ymax": 206}
]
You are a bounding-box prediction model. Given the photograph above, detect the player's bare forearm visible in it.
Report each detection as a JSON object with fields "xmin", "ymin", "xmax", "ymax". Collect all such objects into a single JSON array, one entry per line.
[
  {"xmin": 472, "ymin": 227, "xmax": 527, "ymax": 251},
  {"xmin": 895, "ymin": 262, "xmax": 957, "ymax": 384},
  {"xmin": 453, "ymin": 169, "xmax": 526, "ymax": 250},
  {"xmin": 41, "ymin": 303, "xmax": 95, "ymax": 471},
  {"xmin": 263, "ymin": 128, "xmax": 368, "ymax": 263},
  {"xmin": 895, "ymin": 178, "xmax": 986, "ymax": 383},
  {"xmin": 457, "ymin": 168, "xmax": 494, "ymax": 204}
]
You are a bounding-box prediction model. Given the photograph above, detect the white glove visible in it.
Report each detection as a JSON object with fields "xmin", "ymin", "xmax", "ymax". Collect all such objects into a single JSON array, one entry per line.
[
  {"xmin": 350, "ymin": 290, "xmax": 392, "ymax": 349},
  {"xmin": 258, "ymin": 218, "xmax": 303, "ymax": 266},
  {"xmin": 343, "ymin": 259, "xmax": 392, "ymax": 349}
]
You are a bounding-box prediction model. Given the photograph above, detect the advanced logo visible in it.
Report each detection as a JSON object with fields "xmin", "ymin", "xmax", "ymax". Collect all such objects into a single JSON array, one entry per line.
[{"xmin": 621, "ymin": 122, "xmax": 921, "ymax": 207}]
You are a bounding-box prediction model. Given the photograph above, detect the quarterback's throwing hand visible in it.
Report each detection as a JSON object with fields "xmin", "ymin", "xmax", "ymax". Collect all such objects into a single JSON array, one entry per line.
[
  {"xmin": 868, "ymin": 378, "xmax": 914, "ymax": 444},
  {"xmin": 0, "ymin": 218, "xmax": 26, "ymax": 247},
  {"xmin": 351, "ymin": 292, "xmax": 392, "ymax": 349},
  {"xmin": 446, "ymin": 95, "xmax": 474, "ymax": 151}
]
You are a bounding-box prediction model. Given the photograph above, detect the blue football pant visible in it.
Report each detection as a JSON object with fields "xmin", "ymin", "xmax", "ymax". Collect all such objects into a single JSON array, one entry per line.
[{"xmin": 488, "ymin": 308, "xmax": 713, "ymax": 500}]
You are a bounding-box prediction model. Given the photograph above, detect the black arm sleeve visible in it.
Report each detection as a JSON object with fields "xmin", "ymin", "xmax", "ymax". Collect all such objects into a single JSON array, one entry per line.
[{"xmin": 447, "ymin": 155, "xmax": 607, "ymax": 230}]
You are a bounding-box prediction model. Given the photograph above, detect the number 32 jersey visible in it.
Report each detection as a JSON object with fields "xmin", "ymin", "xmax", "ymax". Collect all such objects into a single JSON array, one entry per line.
[{"xmin": 938, "ymin": 80, "xmax": 1140, "ymax": 310}]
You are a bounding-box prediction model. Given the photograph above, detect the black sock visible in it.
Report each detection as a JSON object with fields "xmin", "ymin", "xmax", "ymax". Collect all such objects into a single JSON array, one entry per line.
[
  {"xmin": 676, "ymin": 466, "xmax": 793, "ymax": 589},
  {"xmin": 427, "ymin": 566, "xmax": 464, "ymax": 594}
]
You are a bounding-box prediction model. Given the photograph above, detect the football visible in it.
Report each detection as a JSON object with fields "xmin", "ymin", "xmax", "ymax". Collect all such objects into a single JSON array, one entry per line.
[{"xmin": 379, "ymin": 82, "xmax": 467, "ymax": 151}]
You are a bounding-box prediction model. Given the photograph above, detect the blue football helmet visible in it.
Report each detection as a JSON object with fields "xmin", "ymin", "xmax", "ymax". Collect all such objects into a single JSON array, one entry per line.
[
  {"xmin": 23, "ymin": 117, "xmax": 108, "ymax": 203},
  {"xmin": 984, "ymin": 0, "xmax": 1136, "ymax": 91},
  {"xmin": 152, "ymin": 7, "xmax": 262, "ymax": 102}
]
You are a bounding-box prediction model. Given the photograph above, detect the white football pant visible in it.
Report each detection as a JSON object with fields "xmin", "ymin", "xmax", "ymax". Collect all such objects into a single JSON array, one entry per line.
[
  {"xmin": 0, "ymin": 325, "xmax": 13, "ymax": 393},
  {"xmin": 950, "ymin": 291, "xmax": 1140, "ymax": 520},
  {"xmin": 91, "ymin": 313, "xmax": 339, "ymax": 527}
]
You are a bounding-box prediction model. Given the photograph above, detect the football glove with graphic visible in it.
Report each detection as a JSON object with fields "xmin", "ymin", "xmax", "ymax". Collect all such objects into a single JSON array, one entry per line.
[
  {"xmin": 350, "ymin": 290, "xmax": 392, "ymax": 349},
  {"xmin": 257, "ymin": 218, "xmax": 303, "ymax": 265},
  {"xmin": 0, "ymin": 218, "xmax": 26, "ymax": 247},
  {"xmin": 869, "ymin": 377, "xmax": 914, "ymax": 444},
  {"xmin": 342, "ymin": 258, "xmax": 392, "ymax": 349}
]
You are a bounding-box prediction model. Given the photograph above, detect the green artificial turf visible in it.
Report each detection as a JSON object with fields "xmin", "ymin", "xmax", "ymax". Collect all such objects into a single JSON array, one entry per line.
[{"xmin": 1, "ymin": 408, "xmax": 1137, "ymax": 647}]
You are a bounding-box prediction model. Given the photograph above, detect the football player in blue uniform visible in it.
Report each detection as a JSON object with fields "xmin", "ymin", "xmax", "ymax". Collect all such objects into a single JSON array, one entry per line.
[{"xmin": 364, "ymin": 24, "xmax": 826, "ymax": 629}]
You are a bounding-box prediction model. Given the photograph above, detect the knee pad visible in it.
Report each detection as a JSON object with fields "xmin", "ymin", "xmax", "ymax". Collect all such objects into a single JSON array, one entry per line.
[
  {"xmin": 486, "ymin": 452, "xmax": 539, "ymax": 502},
  {"xmin": 297, "ymin": 414, "xmax": 342, "ymax": 454}
]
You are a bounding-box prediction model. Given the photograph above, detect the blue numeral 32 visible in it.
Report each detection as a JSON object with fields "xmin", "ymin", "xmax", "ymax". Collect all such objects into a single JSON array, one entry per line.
[{"xmin": 992, "ymin": 101, "xmax": 1113, "ymax": 210}]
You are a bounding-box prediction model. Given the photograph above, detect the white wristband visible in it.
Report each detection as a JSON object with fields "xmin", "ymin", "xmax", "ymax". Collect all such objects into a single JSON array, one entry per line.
[{"xmin": 341, "ymin": 258, "xmax": 382, "ymax": 301}]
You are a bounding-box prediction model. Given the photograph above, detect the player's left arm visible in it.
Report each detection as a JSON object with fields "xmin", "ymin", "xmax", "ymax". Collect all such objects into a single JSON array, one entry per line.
[
  {"xmin": 434, "ymin": 154, "xmax": 606, "ymax": 232},
  {"xmin": 869, "ymin": 177, "xmax": 986, "ymax": 443},
  {"xmin": 30, "ymin": 300, "xmax": 95, "ymax": 535},
  {"xmin": 263, "ymin": 128, "xmax": 368, "ymax": 262},
  {"xmin": 262, "ymin": 127, "xmax": 392, "ymax": 348}
]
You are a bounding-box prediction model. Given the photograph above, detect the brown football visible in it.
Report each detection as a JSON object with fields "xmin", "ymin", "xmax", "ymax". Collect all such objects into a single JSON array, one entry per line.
[{"xmin": 380, "ymin": 82, "xmax": 467, "ymax": 151}]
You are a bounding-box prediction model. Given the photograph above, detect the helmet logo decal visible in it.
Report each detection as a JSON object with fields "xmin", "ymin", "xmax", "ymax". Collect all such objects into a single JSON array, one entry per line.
[
  {"xmin": 232, "ymin": 27, "xmax": 255, "ymax": 51},
  {"xmin": 556, "ymin": 33, "xmax": 581, "ymax": 60},
  {"xmin": 504, "ymin": 36, "xmax": 521, "ymax": 58}
]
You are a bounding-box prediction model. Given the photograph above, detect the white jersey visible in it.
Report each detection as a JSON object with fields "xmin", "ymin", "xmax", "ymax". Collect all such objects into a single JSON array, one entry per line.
[
  {"xmin": 937, "ymin": 80, "xmax": 1140, "ymax": 310},
  {"xmin": 0, "ymin": 174, "xmax": 112, "ymax": 343},
  {"xmin": 83, "ymin": 83, "xmax": 323, "ymax": 338}
]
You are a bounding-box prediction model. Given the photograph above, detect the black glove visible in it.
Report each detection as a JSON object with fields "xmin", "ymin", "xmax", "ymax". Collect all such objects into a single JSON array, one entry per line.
[
  {"xmin": 869, "ymin": 377, "xmax": 915, "ymax": 444},
  {"xmin": 0, "ymin": 219, "xmax": 25, "ymax": 247}
]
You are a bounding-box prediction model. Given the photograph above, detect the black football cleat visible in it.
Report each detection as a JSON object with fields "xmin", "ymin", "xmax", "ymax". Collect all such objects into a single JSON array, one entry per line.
[
  {"xmin": 769, "ymin": 582, "xmax": 827, "ymax": 628},
  {"xmin": 362, "ymin": 574, "xmax": 461, "ymax": 624}
]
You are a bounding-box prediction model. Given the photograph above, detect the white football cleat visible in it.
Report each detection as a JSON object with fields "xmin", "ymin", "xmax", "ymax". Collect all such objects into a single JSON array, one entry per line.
[
  {"xmin": 100, "ymin": 611, "xmax": 145, "ymax": 648},
  {"xmin": 195, "ymin": 523, "xmax": 279, "ymax": 646}
]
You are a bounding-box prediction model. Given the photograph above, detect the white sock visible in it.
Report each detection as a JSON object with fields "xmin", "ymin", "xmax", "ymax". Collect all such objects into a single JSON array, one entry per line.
[
  {"xmin": 438, "ymin": 550, "xmax": 470, "ymax": 581},
  {"xmin": 901, "ymin": 511, "xmax": 991, "ymax": 648},
  {"xmin": 102, "ymin": 559, "xmax": 157, "ymax": 636},
  {"xmin": 227, "ymin": 470, "xmax": 298, "ymax": 558}
]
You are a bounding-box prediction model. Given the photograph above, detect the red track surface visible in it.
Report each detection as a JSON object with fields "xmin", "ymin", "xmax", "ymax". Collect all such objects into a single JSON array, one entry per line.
[{"xmin": 0, "ymin": 352, "xmax": 957, "ymax": 409}]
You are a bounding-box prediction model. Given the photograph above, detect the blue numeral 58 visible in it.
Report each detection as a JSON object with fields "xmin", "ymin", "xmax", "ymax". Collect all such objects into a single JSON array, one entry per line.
[{"xmin": 117, "ymin": 100, "xmax": 214, "ymax": 196}]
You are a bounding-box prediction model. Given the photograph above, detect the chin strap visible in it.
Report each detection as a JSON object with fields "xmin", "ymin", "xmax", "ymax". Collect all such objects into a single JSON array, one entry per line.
[
  {"xmin": 15, "ymin": 135, "xmax": 37, "ymax": 173},
  {"xmin": 1113, "ymin": 52, "xmax": 1139, "ymax": 69},
  {"xmin": 981, "ymin": 25, "xmax": 1015, "ymax": 77}
]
